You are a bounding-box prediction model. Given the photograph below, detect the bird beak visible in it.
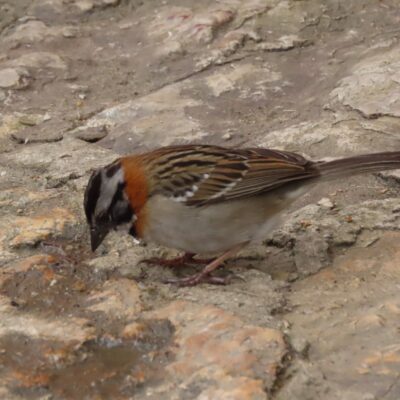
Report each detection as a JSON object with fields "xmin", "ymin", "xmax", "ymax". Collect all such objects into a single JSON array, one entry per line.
[{"xmin": 90, "ymin": 226, "xmax": 109, "ymax": 251}]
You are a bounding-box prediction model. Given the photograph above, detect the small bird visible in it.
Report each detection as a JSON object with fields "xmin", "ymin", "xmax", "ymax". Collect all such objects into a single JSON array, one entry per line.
[{"xmin": 84, "ymin": 144, "xmax": 400, "ymax": 286}]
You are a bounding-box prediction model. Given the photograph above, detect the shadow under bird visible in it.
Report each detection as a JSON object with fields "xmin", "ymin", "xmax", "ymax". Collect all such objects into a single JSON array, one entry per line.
[{"xmin": 84, "ymin": 144, "xmax": 400, "ymax": 286}]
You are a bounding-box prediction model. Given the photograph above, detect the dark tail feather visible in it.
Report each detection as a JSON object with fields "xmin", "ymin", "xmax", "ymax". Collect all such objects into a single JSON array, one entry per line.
[{"xmin": 317, "ymin": 151, "xmax": 400, "ymax": 180}]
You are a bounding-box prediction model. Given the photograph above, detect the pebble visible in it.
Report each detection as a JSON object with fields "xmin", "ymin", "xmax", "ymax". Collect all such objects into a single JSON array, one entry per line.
[
  {"xmin": 9, "ymin": 52, "xmax": 67, "ymax": 70},
  {"xmin": 68, "ymin": 84, "xmax": 89, "ymax": 93},
  {"xmin": 62, "ymin": 26, "xmax": 78, "ymax": 38},
  {"xmin": 317, "ymin": 197, "xmax": 334, "ymax": 209},
  {"xmin": 102, "ymin": 0, "xmax": 120, "ymax": 5},
  {"xmin": 291, "ymin": 337, "xmax": 310, "ymax": 356},
  {"xmin": 8, "ymin": 208, "xmax": 77, "ymax": 248},
  {"xmin": 0, "ymin": 67, "xmax": 30, "ymax": 89},
  {"xmin": 11, "ymin": 127, "xmax": 63, "ymax": 144},
  {"xmin": 5, "ymin": 20, "xmax": 48, "ymax": 43},
  {"xmin": 19, "ymin": 115, "xmax": 40, "ymax": 126},
  {"xmin": 73, "ymin": 126, "xmax": 108, "ymax": 142},
  {"xmin": 75, "ymin": 0, "xmax": 94, "ymax": 12}
]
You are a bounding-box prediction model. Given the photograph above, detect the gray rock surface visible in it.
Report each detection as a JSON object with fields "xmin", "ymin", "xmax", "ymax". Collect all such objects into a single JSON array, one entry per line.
[{"xmin": 1, "ymin": 0, "xmax": 400, "ymax": 399}]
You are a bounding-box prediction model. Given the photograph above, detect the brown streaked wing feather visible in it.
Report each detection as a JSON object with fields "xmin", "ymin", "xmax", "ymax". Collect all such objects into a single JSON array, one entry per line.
[
  {"xmin": 139, "ymin": 145, "xmax": 320, "ymax": 206},
  {"xmin": 139, "ymin": 144, "xmax": 242, "ymax": 197},
  {"xmin": 187, "ymin": 149, "xmax": 319, "ymax": 206}
]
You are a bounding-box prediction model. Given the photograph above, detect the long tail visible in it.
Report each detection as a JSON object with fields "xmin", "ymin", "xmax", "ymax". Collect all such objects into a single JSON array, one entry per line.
[{"xmin": 317, "ymin": 151, "xmax": 400, "ymax": 180}]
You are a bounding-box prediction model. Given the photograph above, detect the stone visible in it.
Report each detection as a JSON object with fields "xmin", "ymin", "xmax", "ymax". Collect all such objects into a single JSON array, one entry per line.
[
  {"xmin": 11, "ymin": 126, "xmax": 63, "ymax": 144},
  {"xmin": 5, "ymin": 20, "xmax": 79, "ymax": 43},
  {"xmin": 5, "ymin": 20, "xmax": 49, "ymax": 43},
  {"xmin": 384, "ymin": 302, "xmax": 400, "ymax": 315},
  {"xmin": 0, "ymin": 254, "xmax": 57, "ymax": 286},
  {"xmin": 214, "ymin": 29, "xmax": 261, "ymax": 57},
  {"xmin": 257, "ymin": 35, "xmax": 310, "ymax": 52},
  {"xmin": 330, "ymin": 46, "xmax": 400, "ymax": 118},
  {"xmin": 2, "ymin": 254, "xmax": 56, "ymax": 274},
  {"xmin": 86, "ymin": 278, "xmax": 142, "ymax": 320},
  {"xmin": 266, "ymin": 198, "xmax": 400, "ymax": 277},
  {"xmin": 156, "ymin": 40, "xmax": 184, "ymax": 58},
  {"xmin": 290, "ymin": 337, "xmax": 310, "ymax": 356},
  {"xmin": 75, "ymin": 0, "xmax": 94, "ymax": 12},
  {"xmin": 84, "ymin": 240, "xmax": 144, "ymax": 274},
  {"xmin": 223, "ymin": 132, "xmax": 233, "ymax": 140},
  {"xmin": 145, "ymin": 301, "xmax": 287, "ymax": 396},
  {"xmin": 62, "ymin": 26, "xmax": 78, "ymax": 38},
  {"xmin": 191, "ymin": 375, "xmax": 267, "ymax": 400},
  {"xmin": 205, "ymin": 63, "xmax": 281, "ymax": 97},
  {"xmin": 3, "ymin": 137, "xmax": 117, "ymax": 187},
  {"xmin": 0, "ymin": 295, "xmax": 95, "ymax": 342},
  {"xmin": 148, "ymin": 0, "xmax": 273, "ymax": 50},
  {"xmin": 0, "ymin": 67, "xmax": 30, "ymax": 89},
  {"xmin": 0, "ymin": 112, "xmax": 55, "ymax": 141},
  {"xmin": 5, "ymin": 207, "xmax": 77, "ymax": 248},
  {"xmin": 148, "ymin": 6, "xmax": 234, "ymax": 47},
  {"xmin": 122, "ymin": 321, "xmax": 147, "ymax": 339},
  {"xmin": 72, "ymin": 126, "xmax": 108, "ymax": 142},
  {"xmin": 67, "ymin": 83, "xmax": 90, "ymax": 94},
  {"xmin": 1, "ymin": 1, "xmax": 400, "ymax": 398},
  {"xmin": 28, "ymin": 0, "xmax": 64, "ymax": 17},
  {"xmin": 284, "ymin": 232, "xmax": 400, "ymax": 399},
  {"xmin": 18, "ymin": 114, "xmax": 43, "ymax": 126},
  {"xmin": 255, "ymin": 119, "xmax": 376, "ymax": 153},
  {"xmin": 359, "ymin": 349, "xmax": 400, "ymax": 376},
  {"xmin": 317, "ymin": 197, "xmax": 334, "ymax": 209},
  {"xmin": 379, "ymin": 169, "xmax": 400, "ymax": 184},
  {"xmin": 353, "ymin": 314, "xmax": 386, "ymax": 328},
  {"xmin": 171, "ymin": 267, "xmax": 285, "ymax": 328},
  {"xmin": 147, "ymin": 1, "xmax": 275, "ymax": 65},
  {"xmin": 71, "ymin": 84, "xmax": 206, "ymax": 152},
  {"xmin": 0, "ymin": 388, "xmax": 17, "ymax": 400},
  {"xmin": 293, "ymin": 227, "xmax": 330, "ymax": 276},
  {"xmin": 274, "ymin": 361, "xmax": 329, "ymax": 400},
  {"xmin": 0, "ymin": 188, "xmax": 58, "ymax": 209},
  {"xmin": 8, "ymin": 52, "xmax": 67, "ymax": 70},
  {"xmin": 102, "ymin": 0, "xmax": 120, "ymax": 5}
]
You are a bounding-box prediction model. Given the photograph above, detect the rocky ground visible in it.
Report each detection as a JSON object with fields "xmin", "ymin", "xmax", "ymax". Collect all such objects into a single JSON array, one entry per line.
[{"xmin": 1, "ymin": 0, "xmax": 400, "ymax": 399}]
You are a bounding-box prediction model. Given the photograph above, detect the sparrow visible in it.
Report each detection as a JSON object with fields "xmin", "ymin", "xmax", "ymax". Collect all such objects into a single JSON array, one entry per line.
[{"xmin": 84, "ymin": 144, "xmax": 400, "ymax": 286}]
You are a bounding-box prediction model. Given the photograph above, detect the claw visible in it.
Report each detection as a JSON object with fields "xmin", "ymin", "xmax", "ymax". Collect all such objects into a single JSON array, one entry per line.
[{"xmin": 161, "ymin": 242, "xmax": 248, "ymax": 286}]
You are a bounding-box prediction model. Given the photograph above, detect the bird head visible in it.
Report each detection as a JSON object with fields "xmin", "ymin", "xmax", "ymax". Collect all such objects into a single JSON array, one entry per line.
[{"xmin": 83, "ymin": 161, "xmax": 134, "ymax": 251}]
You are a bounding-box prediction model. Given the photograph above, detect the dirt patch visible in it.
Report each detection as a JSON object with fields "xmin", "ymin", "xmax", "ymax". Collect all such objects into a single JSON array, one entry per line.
[
  {"xmin": 0, "ymin": 324, "xmax": 174, "ymax": 400},
  {"xmin": 0, "ymin": 241, "xmax": 175, "ymax": 399}
]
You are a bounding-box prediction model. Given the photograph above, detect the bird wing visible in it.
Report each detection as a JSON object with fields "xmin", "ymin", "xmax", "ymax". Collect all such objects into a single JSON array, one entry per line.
[{"xmin": 143, "ymin": 145, "xmax": 320, "ymax": 207}]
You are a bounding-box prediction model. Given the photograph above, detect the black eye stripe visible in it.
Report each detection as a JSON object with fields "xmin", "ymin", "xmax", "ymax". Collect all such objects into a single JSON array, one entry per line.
[
  {"xmin": 84, "ymin": 170, "xmax": 102, "ymax": 223},
  {"xmin": 109, "ymin": 182, "xmax": 125, "ymax": 210},
  {"xmin": 105, "ymin": 161, "xmax": 121, "ymax": 178},
  {"xmin": 109, "ymin": 182, "xmax": 134, "ymax": 224}
]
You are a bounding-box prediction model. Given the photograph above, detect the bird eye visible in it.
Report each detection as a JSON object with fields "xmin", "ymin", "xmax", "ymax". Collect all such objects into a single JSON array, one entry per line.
[{"xmin": 111, "ymin": 200, "xmax": 133, "ymax": 225}]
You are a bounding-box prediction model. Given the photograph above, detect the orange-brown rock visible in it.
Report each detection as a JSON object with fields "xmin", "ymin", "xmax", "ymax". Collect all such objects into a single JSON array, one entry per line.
[
  {"xmin": 145, "ymin": 300, "xmax": 286, "ymax": 398},
  {"xmin": 8, "ymin": 208, "xmax": 77, "ymax": 248}
]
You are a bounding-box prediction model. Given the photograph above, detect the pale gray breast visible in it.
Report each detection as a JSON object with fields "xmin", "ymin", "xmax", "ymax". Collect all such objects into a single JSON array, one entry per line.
[{"xmin": 141, "ymin": 186, "xmax": 306, "ymax": 254}]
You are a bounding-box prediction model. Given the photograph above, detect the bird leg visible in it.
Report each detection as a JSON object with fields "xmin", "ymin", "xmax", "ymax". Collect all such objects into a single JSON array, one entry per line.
[
  {"xmin": 165, "ymin": 242, "xmax": 248, "ymax": 286},
  {"xmin": 142, "ymin": 252, "xmax": 213, "ymax": 268}
]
